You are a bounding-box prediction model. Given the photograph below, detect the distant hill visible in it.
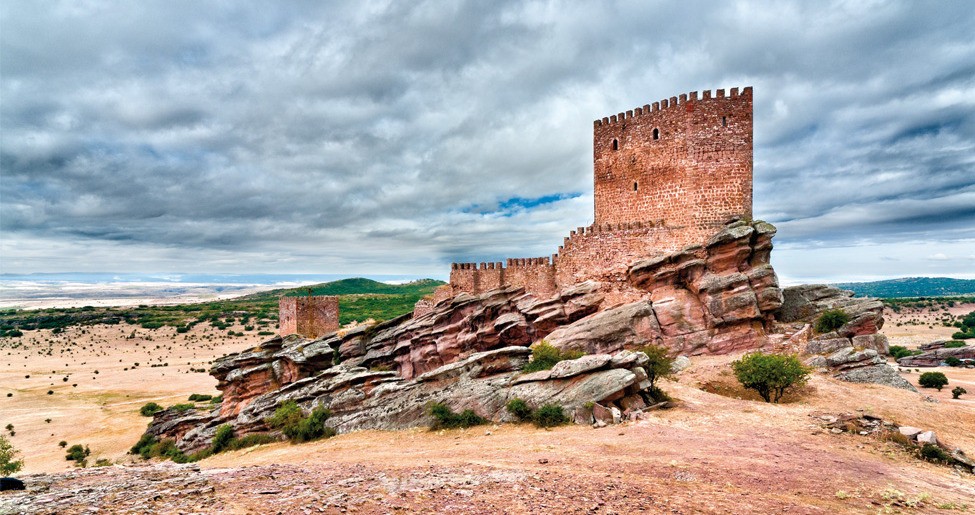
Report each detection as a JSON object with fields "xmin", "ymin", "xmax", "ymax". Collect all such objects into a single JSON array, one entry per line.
[
  {"xmin": 244, "ymin": 278, "xmax": 445, "ymax": 300},
  {"xmin": 832, "ymin": 277, "xmax": 975, "ymax": 298},
  {"xmin": 2, "ymin": 277, "xmax": 446, "ymax": 331}
]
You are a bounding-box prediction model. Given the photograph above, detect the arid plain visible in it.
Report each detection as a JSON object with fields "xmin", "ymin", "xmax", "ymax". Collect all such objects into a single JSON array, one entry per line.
[{"xmin": 2, "ymin": 302, "xmax": 974, "ymax": 514}]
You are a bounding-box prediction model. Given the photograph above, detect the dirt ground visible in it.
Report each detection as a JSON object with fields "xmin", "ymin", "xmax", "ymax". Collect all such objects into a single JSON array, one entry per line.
[
  {"xmin": 0, "ymin": 323, "xmax": 265, "ymax": 473},
  {"xmin": 2, "ymin": 315, "xmax": 975, "ymax": 513},
  {"xmin": 881, "ymin": 302, "xmax": 974, "ymax": 348}
]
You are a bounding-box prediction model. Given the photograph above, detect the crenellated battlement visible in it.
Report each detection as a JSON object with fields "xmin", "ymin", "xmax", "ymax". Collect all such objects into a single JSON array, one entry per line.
[
  {"xmin": 593, "ymin": 87, "xmax": 751, "ymax": 127},
  {"xmin": 426, "ymin": 86, "xmax": 754, "ymax": 310}
]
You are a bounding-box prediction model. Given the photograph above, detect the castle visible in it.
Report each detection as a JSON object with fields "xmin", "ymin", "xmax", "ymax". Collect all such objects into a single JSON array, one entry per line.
[{"xmin": 418, "ymin": 87, "xmax": 753, "ymax": 312}]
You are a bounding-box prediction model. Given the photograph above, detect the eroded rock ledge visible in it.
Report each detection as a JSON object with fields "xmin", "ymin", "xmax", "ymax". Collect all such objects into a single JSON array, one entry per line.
[
  {"xmin": 147, "ymin": 221, "xmax": 903, "ymax": 451},
  {"xmin": 156, "ymin": 347, "xmax": 658, "ymax": 453}
]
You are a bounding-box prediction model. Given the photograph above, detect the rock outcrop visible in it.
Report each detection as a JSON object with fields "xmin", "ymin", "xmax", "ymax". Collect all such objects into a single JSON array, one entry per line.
[
  {"xmin": 784, "ymin": 285, "xmax": 912, "ymax": 391},
  {"xmin": 548, "ymin": 220, "xmax": 784, "ymax": 356},
  {"xmin": 213, "ymin": 283, "xmax": 604, "ymax": 416},
  {"xmin": 151, "ymin": 347, "xmax": 660, "ymax": 453},
  {"xmin": 896, "ymin": 345, "xmax": 975, "ymax": 367}
]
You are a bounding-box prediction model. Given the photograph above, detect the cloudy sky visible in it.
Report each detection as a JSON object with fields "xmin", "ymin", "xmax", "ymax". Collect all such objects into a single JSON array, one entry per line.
[{"xmin": 2, "ymin": 0, "xmax": 973, "ymax": 284}]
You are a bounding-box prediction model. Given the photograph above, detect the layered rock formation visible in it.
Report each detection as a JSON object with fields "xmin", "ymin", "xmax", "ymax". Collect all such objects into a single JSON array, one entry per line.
[
  {"xmin": 548, "ymin": 220, "xmax": 783, "ymax": 356},
  {"xmin": 153, "ymin": 347, "xmax": 658, "ymax": 453},
  {"xmin": 896, "ymin": 345, "xmax": 975, "ymax": 367},
  {"xmin": 780, "ymin": 285, "xmax": 913, "ymax": 391}
]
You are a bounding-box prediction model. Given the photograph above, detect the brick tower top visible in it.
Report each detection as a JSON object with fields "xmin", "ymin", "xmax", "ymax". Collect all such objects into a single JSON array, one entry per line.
[{"xmin": 592, "ymin": 87, "xmax": 753, "ymax": 234}]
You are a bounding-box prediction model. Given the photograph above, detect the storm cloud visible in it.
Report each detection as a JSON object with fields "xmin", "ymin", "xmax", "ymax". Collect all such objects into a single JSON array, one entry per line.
[{"xmin": 2, "ymin": 1, "xmax": 973, "ymax": 282}]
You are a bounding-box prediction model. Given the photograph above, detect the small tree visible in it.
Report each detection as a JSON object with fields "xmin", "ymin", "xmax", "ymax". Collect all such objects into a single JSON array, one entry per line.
[
  {"xmin": 639, "ymin": 344, "xmax": 674, "ymax": 390},
  {"xmin": 944, "ymin": 357, "xmax": 962, "ymax": 367},
  {"xmin": 0, "ymin": 435, "xmax": 24, "ymax": 475},
  {"xmin": 952, "ymin": 386, "xmax": 967, "ymax": 399},
  {"xmin": 918, "ymin": 371, "xmax": 948, "ymax": 391},
  {"xmin": 814, "ymin": 309, "xmax": 850, "ymax": 333},
  {"xmin": 732, "ymin": 352, "xmax": 811, "ymax": 403}
]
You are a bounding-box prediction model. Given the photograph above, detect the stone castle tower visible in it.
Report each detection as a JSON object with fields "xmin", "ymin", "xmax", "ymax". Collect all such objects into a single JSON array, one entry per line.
[
  {"xmin": 592, "ymin": 87, "xmax": 753, "ymax": 235},
  {"xmin": 426, "ymin": 87, "xmax": 755, "ymax": 312}
]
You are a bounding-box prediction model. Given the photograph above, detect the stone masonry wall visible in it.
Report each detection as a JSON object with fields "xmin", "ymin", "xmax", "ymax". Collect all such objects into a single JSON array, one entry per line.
[
  {"xmin": 279, "ymin": 296, "xmax": 340, "ymax": 339},
  {"xmin": 593, "ymin": 87, "xmax": 753, "ymax": 242}
]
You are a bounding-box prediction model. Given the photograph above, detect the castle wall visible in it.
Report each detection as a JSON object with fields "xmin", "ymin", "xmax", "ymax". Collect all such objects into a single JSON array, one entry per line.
[
  {"xmin": 422, "ymin": 87, "xmax": 754, "ymax": 313},
  {"xmin": 279, "ymin": 295, "xmax": 340, "ymax": 339},
  {"xmin": 504, "ymin": 258, "xmax": 557, "ymax": 298},
  {"xmin": 593, "ymin": 87, "xmax": 752, "ymax": 248}
]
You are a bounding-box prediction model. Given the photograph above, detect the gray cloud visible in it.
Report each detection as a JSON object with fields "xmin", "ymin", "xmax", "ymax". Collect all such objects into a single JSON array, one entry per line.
[{"xmin": 2, "ymin": 1, "xmax": 974, "ymax": 281}]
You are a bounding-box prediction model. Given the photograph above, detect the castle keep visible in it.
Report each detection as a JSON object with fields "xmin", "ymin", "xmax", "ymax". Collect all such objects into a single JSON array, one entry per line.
[{"xmin": 426, "ymin": 87, "xmax": 753, "ymax": 309}]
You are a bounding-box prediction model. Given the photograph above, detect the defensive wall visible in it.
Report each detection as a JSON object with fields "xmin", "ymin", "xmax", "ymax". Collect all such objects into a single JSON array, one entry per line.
[
  {"xmin": 425, "ymin": 87, "xmax": 754, "ymax": 308},
  {"xmin": 279, "ymin": 295, "xmax": 340, "ymax": 339}
]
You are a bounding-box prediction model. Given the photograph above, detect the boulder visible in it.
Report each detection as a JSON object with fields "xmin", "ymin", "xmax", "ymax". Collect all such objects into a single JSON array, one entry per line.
[
  {"xmin": 851, "ymin": 334, "xmax": 889, "ymax": 355},
  {"xmin": 592, "ymin": 403, "xmax": 614, "ymax": 425},
  {"xmin": 834, "ymin": 365, "xmax": 917, "ymax": 392},
  {"xmin": 543, "ymin": 301, "xmax": 661, "ymax": 355},
  {"xmin": 917, "ymin": 431, "xmax": 938, "ymax": 445},
  {"xmin": 670, "ymin": 355, "xmax": 691, "ymax": 374},
  {"xmin": 806, "ymin": 338, "xmax": 851, "ymax": 355},
  {"xmin": 548, "ymin": 354, "xmax": 612, "ymax": 379},
  {"xmin": 898, "ymin": 426, "xmax": 923, "ymax": 438}
]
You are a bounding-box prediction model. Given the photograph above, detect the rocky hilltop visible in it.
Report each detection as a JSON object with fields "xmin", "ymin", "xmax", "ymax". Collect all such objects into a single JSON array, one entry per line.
[{"xmin": 145, "ymin": 221, "xmax": 906, "ymax": 451}]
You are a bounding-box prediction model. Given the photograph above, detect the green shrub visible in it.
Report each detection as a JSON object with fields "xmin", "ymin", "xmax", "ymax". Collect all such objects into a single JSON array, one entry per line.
[
  {"xmin": 814, "ymin": 309, "xmax": 850, "ymax": 333},
  {"xmin": 265, "ymin": 401, "xmax": 335, "ymax": 443},
  {"xmin": 944, "ymin": 357, "xmax": 962, "ymax": 367},
  {"xmin": 890, "ymin": 346, "xmax": 913, "ymax": 359},
  {"xmin": 639, "ymin": 344, "xmax": 674, "ymax": 391},
  {"xmin": 944, "ymin": 341, "xmax": 967, "ymax": 348},
  {"xmin": 522, "ymin": 342, "xmax": 584, "ymax": 373},
  {"xmin": 919, "ymin": 443, "xmax": 950, "ymax": 463},
  {"xmin": 65, "ymin": 444, "xmax": 90, "ymax": 467},
  {"xmin": 130, "ymin": 433, "xmax": 157, "ymax": 457},
  {"xmin": 428, "ymin": 402, "xmax": 487, "ymax": 430},
  {"xmin": 952, "ymin": 386, "xmax": 967, "ymax": 399},
  {"xmin": 732, "ymin": 352, "xmax": 811, "ymax": 403},
  {"xmin": 169, "ymin": 403, "xmax": 195, "ymax": 412},
  {"xmin": 0, "ymin": 435, "xmax": 24, "ymax": 475},
  {"xmin": 94, "ymin": 458, "xmax": 112, "ymax": 467},
  {"xmin": 211, "ymin": 425, "xmax": 234, "ymax": 453},
  {"xmin": 532, "ymin": 403, "xmax": 569, "ymax": 428},
  {"xmin": 188, "ymin": 394, "xmax": 213, "ymax": 402},
  {"xmin": 952, "ymin": 332, "xmax": 973, "ymax": 340},
  {"xmin": 140, "ymin": 402, "xmax": 164, "ymax": 417},
  {"xmin": 918, "ymin": 371, "xmax": 948, "ymax": 391},
  {"xmin": 225, "ymin": 433, "xmax": 278, "ymax": 451},
  {"xmin": 647, "ymin": 386, "xmax": 672, "ymax": 403},
  {"xmin": 506, "ymin": 398, "xmax": 533, "ymax": 422}
]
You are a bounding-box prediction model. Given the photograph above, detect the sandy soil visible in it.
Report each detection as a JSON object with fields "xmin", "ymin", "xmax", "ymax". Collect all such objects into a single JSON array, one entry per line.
[
  {"xmin": 2, "ymin": 316, "xmax": 975, "ymax": 513},
  {"xmin": 881, "ymin": 302, "xmax": 974, "ymax": 348},
  {"xmin": 0, "ymin": 323, "xmax": 266, "ymax": 473}
]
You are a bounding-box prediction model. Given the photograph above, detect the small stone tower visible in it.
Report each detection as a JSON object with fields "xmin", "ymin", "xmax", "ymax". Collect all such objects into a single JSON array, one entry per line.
[{"xmin": 279, "ymin": 294, "xmax": 339, "ymax": 339}]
